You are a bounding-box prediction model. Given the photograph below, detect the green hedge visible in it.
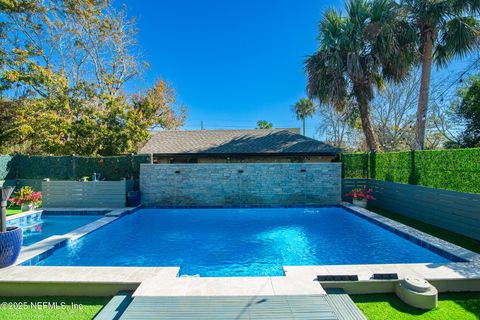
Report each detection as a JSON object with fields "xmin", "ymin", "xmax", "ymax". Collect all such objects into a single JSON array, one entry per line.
[
  {"xmin": 340, "ymin": 153, "xmax": 368, "ymax": 178},
  {"xmin": 3, "ymin": 149, "xmax": 480, "ymax": 194},
  {"xmin": 0, "ymin": 154, "xmax": 151, "ymax": 181},
  {"xmin": 0, "ymin": 155, "xmax": 16, "ymax": 180},
  {"xmin": 342, "ymin": 148, "xmax": 480, "ymax": 194}
]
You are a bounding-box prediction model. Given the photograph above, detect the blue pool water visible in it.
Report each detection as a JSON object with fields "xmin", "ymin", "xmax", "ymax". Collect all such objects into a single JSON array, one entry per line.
[
  {"xmin": 36, "ymin": 207, "xmax": 452, "ymax": 276},
  {"xmin": 21, "ymin": 215, "xmax": 102, "ymax": 246}
]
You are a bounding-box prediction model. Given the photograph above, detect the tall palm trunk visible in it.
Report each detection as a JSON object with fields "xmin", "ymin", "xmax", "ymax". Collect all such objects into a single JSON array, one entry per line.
[
  {"xmin": 414, "ymin": 28, "xmax": 434, "ymax": 150},
  {"xmin": 302, "ymin": 118, "xmax": 306, "ymax": 136},
  {"xmin": 354, "ymin": 85, "xmax": 378, "ymax": 151}
]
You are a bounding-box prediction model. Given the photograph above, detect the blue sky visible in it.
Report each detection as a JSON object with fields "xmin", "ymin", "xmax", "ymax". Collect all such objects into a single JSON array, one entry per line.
[{"xmin": 120, "ymin": 0, "xmax": 469, "ymax": 138}]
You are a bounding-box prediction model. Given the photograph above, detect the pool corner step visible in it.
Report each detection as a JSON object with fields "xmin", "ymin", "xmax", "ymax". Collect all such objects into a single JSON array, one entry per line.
[
  {"xmin": 325, "ymin": 288, "xmax": 366, "ymax": 320},
  {"xmin": 94, "ymin": 290, "xmax": 133, "ymax": 320}
]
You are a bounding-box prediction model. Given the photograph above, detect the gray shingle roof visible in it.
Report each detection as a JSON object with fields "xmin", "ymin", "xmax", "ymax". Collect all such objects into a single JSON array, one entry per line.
[{"xmin": 138, "ymin": 129, "xmax": 341, "ymax": 155}]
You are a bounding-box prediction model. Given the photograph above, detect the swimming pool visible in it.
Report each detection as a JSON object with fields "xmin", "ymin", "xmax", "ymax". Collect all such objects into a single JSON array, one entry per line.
[
  {"xmin": 33, "ymin": 207, "xmax": 460, "ymax": 276},
  {"xmin": 9, "ymin": 212, "xmax": 104, "ymax": 246}
]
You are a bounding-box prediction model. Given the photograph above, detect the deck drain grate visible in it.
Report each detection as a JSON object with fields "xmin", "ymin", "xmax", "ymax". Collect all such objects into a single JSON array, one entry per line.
[
  {"xmin": 316, "ymin": 275, "xmax": 359, "ymax": 281},
  {"xmin": 372, "ymin": 273, "xmax": 398, "ymax": 280}
]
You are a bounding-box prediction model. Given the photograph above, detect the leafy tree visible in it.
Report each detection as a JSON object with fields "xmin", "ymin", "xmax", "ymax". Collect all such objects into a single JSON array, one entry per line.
[
  {"xmin": 256, "ymin": 120, "xmax": 273, "ymax": 129},
  {"xmin": 402, "ymin": 0, "xmax": 480, "ymax": 150},
  {"xmin": 448, "ymin": 76, "xmax": 480, "ymax": 148},
  {"xmin": 305, "ymin": 0, "xmax": 416, "ymax": 151},
  {"xmin": 293, "ymin": 98, "xmax": 316, "ymax": 136},
  {"xmin": 0, "ymin": 0, "xmax": 185, "ymax": 155},
  {"xmin": 316, "ymin": 100, "xmax": 361, "ymax": 149},
  {"xmin": 371, "ymin": 73, "xmax": 419, "ymax": 151}
]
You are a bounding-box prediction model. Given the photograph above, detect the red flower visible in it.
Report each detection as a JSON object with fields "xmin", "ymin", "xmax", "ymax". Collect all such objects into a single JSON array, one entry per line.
[
  {"xmin": 345, "ymin": 186, "xmax": 375, "ymax": 201},
  {"xmin": 9, "ymin": 187, "xmax": 42, "ymax": 206}
]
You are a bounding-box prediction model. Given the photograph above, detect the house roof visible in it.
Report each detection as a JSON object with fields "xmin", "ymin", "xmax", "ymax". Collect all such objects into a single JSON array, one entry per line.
[{"xmin": 138, "ymin": 129, "xmax": 341, "ymax": 156}]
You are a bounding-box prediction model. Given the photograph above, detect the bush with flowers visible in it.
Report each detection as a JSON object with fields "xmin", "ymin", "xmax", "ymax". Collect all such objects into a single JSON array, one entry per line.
[
  {"xmin": 9, "ymin": 186, "xmax": 42, "ymax": 210},
  {"xmin": 345, "ymin": 186, "xmax": 375, "ymax": 201}
]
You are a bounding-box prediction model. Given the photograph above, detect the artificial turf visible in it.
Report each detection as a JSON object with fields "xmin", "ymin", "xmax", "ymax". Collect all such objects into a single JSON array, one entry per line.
[
  {"xmin": 0, "ymin": 296, "xmax": 109, "ymax": 320},
  {"xmin": 352, "ymin": 292, "xmax": 480, "ymax": 320},
  {"xmin": 6, "ymin": 208, "xmax": 22, "ymax": 216},
  {"xmin": 367, "ymin": 205, "xmax": 480, "ymax": 254}
]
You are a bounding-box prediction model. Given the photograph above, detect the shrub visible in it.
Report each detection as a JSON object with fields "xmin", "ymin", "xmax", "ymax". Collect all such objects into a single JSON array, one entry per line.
[{"xmin": 342, "ymin": 148, "xmax": 480, "ymax": 194}]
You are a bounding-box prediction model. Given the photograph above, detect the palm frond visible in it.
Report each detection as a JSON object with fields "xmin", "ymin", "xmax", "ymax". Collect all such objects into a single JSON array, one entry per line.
[{"xmin": 435, "ymin": 16, "xmax": 479, "ymax": 67}]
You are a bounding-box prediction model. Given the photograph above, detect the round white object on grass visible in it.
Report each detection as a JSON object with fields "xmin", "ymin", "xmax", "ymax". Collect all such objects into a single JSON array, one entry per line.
[
  {"xmin": 404, "ymin": 275, "xmax": 432, "ymax": 293},
  {"xmin": 395, "ymin": 275, "xmax": 438, "ymax": 310}
]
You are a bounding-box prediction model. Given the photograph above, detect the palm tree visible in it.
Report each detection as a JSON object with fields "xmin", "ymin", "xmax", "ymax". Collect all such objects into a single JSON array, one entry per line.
[
  {"xmin": 305, "ymin": 0, "xmax": 416, "ymax": 151},
  {"xmin": 256, "ymin": 120, "xmax": 273, "ymax": 129},
  {"xmin": 293, "ymin": 98, "xmax": 316, "ymax": 135},
  {"xmin": 402, "ymin": 0, "xmax": 479, "ymax": 150}
]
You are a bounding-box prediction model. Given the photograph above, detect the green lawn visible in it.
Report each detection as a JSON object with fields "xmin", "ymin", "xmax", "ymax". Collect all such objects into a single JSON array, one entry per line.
[
  {"xmin": 352, "ymin": 292, "xmax": 480, "ymax": 320},
  {"xmin": 0, "ymin": 296, "xmax": 110, "ymax": 320},
  {"xmin": 6, "ymin": 206, "xmax": 22, "ymax": 216},
  {"xmin": 367, "ymin": 205, "xmax": 480, "ymax": 254}
]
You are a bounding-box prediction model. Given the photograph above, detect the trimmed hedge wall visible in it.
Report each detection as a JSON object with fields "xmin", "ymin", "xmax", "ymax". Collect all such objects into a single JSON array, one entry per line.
[
  {"xmin": 0, "ymin": 155, "xmax": 16, "ymax": 180},
  {"xmin": 342, "ymin": 148, "xmax": 480, "ymax": 194},
  {"xmin": 339, "ymin": 153, "xmax": 368, "ymax": 178},
  {"xmin": 0, "ymin": 154, "xmax": 151, "ymax": 181},
  {"xmin": 2, "ymin": 149, "xmax": 479, "ymax": 194}
]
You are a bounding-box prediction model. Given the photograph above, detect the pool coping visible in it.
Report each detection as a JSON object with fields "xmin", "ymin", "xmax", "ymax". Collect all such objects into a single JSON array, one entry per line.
[
  {"xmin": 340, "ymin": 202, "xmax": 476, "ymax": 263},
  {"xmin": 6, "ymin": 209, "xmax": 42, "ymax": 222},
  {"xmin": 0, "ymin": 204, "xmax": 479, "ymax": 297}
]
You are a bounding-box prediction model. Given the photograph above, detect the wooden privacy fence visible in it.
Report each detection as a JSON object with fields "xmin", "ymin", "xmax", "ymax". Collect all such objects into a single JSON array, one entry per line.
[
  {"xmin": 343, "ymin": 178, "xmax": 480, "ymax": 241},
  {"xmin": 42, "ymin": 180, "xmax": 132, "ymax": 208}
]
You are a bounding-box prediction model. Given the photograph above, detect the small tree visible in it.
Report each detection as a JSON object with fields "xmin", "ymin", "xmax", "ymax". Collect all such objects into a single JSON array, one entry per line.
[
  {"xmin": 256, "ymin": 120, "xmax": 273, "ymax": 129},
  {"xmin": 293, "ymin": 98, "xmax": 316, "ymax": 136}
]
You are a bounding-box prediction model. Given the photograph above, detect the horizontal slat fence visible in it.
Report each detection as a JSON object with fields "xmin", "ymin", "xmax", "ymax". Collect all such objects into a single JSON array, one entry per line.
[
  {"xmin": 345, "ymin": 179, "xmax": 480, "ymax": 241},
  {"xmin": 42, "ymin": 181, "xmax": 129, "ymax": 208}
]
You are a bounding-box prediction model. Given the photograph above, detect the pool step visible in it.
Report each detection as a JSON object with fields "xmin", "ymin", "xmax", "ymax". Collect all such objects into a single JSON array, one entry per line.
[
  {"xmin": 325, "ymin": 288, "xmax": 367, "ymax": 320},
  {"xmin": 133, "ymin": 275, "xmax": 327, "ymax": 296},
  {"xmin": 94, "ymin": 291, "xmax": 134, "ymax": 320}
]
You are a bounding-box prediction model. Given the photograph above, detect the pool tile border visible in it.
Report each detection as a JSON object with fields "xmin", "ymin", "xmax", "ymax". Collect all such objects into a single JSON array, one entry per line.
[
  {"xmin": 340, "ymin": 202, "xmax": 478, "ymax": 263},
  {"xmin": 148, "ymin": 204, "xmax": 340, "ymax": 209}
]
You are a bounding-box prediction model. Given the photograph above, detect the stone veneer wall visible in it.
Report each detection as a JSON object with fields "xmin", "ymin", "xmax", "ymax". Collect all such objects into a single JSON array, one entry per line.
[{"xmin": 140, "ymin": 163, "xmax": 341, "ymax": 206}]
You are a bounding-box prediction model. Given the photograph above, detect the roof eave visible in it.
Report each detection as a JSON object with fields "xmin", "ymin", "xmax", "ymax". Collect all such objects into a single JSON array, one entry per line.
[{"xmin": 147, "ymin": 152, "xmax": 340, "ymax": 157}]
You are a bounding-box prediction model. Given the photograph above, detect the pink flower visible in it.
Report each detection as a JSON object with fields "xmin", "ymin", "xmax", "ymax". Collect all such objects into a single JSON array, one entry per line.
[
  {"xmin": 9, "ymin": 187, "xmax": 42, "ymax": 206},
  {"xmin": 345, "ymin": 186, "xmax": 375, "ymax": 201}
]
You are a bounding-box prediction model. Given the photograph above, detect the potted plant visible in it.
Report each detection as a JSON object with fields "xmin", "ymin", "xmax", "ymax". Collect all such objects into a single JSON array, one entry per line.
[
  {"xmin": 0, "ymin": 187, "xmax": 23, "ymax": 268},
  {"xmin": 345, "ymin": 186, "xmax": 375, "ymax": 208},
  {"xmin": 9, "ymin": 187, "xmax": 42, "ymax": 212}
]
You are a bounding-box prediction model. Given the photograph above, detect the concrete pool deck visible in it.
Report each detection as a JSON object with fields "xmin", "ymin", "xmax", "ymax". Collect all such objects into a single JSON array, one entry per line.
[{"xmin": 0, "ymin": 204, "xmax": 479, "ymax": 297}]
